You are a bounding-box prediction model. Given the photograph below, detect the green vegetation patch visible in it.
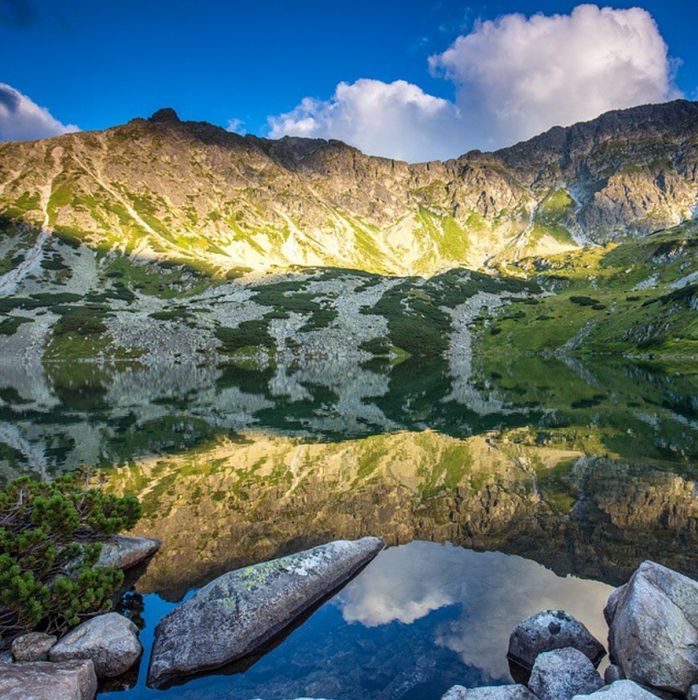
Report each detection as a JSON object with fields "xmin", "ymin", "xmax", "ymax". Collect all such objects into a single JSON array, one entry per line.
[{"xmin": 0, "ymin": 474, "xmax": 140, "ymax": 636}]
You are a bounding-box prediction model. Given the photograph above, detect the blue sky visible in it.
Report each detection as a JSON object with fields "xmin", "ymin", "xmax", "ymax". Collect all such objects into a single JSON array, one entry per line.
[{"xmin": 1, "ymin": 1, "xmax": 696, "ymax": 159}]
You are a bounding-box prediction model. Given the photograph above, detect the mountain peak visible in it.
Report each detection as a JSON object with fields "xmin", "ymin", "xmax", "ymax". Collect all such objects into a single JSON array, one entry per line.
[{"xmin": 149, "ymin": 108, "xmax": 180, "ymax": 124}]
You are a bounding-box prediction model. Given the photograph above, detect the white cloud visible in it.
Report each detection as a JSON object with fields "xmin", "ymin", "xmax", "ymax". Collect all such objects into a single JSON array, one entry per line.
[
  {"xmin": 267, "ymin": 78, "xmax": 464, "ymax": 163},
  {"xmin": 0, "ymin": 83, "xmax": 78, "ymax": 141},
  {"xmin": 226, "ymin": 117, "xmax": 247, "ymax": 135},
  {"xmin": 268, "ymin": 5, "xmax": 680, "ymax": 161},
  {"xmin": 430, "ymin": 3, "xmax": 681, "ymax": 151}
]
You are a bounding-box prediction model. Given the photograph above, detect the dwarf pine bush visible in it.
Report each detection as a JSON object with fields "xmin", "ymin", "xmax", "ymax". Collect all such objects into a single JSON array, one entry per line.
[{"xmin": 0, "ymin": 474, "xmax": 140, "ymax": 636}]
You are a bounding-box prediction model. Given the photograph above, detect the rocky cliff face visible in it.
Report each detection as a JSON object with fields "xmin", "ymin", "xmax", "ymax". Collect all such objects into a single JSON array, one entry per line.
[{"xmin": 1, "ymin": 100, "xmax": 697, "ymax": 274}]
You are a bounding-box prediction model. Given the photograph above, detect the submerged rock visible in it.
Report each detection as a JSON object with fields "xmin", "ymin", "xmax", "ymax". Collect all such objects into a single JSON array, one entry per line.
[
  {"xmin": 508, "ymin": 609, "xmax": 605, "ymax": 670},
  {"xmin": 0, "ymin": 659, "xmax": 97, "ymax": 699},
  {"xmin": 11, "ymin": 632, "xmax": 56, "ymax": 662},
  {"xmin": 147, "ymin": 537, "xmax": 384, "ymax": 688},
  {"xmin": 605, "ymin": 560, "xmax": 698, "ymax": 695},
  {"xmin": 97, "ymin": 535, "xmax": 161, "ymax": 570},
  {"xmin": 49, "ymin": 612, "xmax": 141, "ymax": 678},
  {"xmin": 571, "ymin": 679, "xmax": 659, "ymax": 699},
  {"xmin": 442, "ymin": 685, "xmax": 537, "ymax": 699},
  {"xmin": 528, "ymin": 647, "xmax": 603, "ymax": 700}
]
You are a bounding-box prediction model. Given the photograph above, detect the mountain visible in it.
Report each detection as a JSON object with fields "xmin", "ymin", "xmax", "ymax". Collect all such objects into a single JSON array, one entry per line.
[
  {"xmin": 1, "ymin": 100, "xmax": 697, "ymax": 275},
  {"xmin": 0, "ymin": 99, "xmax": 696, "ymax": 374}
]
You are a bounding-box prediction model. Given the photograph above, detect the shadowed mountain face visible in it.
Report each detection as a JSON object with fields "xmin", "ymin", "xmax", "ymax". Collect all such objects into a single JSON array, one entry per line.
[{"xmin": 1, "ymin": 100, "xmax": 697, "ymax": 274}]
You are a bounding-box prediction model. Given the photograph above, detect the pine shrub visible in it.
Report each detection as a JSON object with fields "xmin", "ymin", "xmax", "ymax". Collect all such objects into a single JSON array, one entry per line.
[{"xmin": 0, "ymin": 474, "xmax": 140, "ymax": 636}]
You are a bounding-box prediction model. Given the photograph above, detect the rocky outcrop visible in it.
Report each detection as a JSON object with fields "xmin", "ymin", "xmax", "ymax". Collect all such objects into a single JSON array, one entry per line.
[
  {"xmin": 96, "ymin": 535, "xmax": 161, "ymax": 570},
  {"xmin": 507, "ymin": 610, "xmax": 605, "ymax": 670},
  {"xmin": 147, "ymin": 537, "xmax": 384, "ymax": 687},
  {"xmin": 49, "ymin": 612, "xmax": 141, "ymax": 678},
  {"xmin": 0, "ymin": 659, "xmax": 97, "ymax": 700},
  {"xmin": 605, "ymin": 560, "xmax": 698, "ymax": 694},
  {"xmin": 604, "ymin": 664, "xmax": 624, "ymax": 684},
  {"xmin": 570, "ymin": 680, "xmax": 659, "ymax": 699},
  {"xmin": 442, "ymin": 685, "xmax": 536, "ymax": 699},
  {"xmin": 528, "ymin": 647, "xmax": 603, "ymax": 700},
  {"xmin": 10, "ymin": 633, "xmax": 56, "ymax": 662}
]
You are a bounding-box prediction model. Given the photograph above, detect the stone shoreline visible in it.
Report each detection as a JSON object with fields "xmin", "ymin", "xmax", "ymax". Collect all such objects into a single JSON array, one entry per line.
[{"xmin": 1, "ymin": 537, "xmax": 696, "ymax": 700}]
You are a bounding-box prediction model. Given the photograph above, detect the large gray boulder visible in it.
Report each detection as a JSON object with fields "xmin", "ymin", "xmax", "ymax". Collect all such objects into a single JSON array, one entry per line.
[
  {"xmin": 11, "ymin": 633, "xmax": 56, "ymax": 662},
  {"xmin": 604, "ymin": 560, "xmax": 698, "ymax": 695},
  {"xmin": 571, "ymin": 679, "xmax": 660, "ymax": 699},
  {"xmin": 528, "ymin": 647, "xmax": 603, "ymax": 700},
  {"xmin": 49, "ymin": 612, "xmax": 141, "ymax": 678},
  {"xmin": 508, "ymin": 609, "xmax": 606, "ymax": 670},
  {"xmin": 96, "ymin": 535, "xmax": 161, "ymax": 570},
  {"xmin": 0, "ymin": 659, "xmax": 97, "ymax": 699},
  {"xmin": 147, "ymin": 537, "xmax": 384, "ymax": 687},
  {"xmin": 442, "ymin": 685, "xmax": 537, "ymax": 699}
]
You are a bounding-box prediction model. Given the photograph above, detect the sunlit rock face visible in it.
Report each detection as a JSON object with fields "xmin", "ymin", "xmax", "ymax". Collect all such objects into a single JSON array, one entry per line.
[{"xmin": 1, "ymin": 100, "xmax": 697, "ymax": 274}]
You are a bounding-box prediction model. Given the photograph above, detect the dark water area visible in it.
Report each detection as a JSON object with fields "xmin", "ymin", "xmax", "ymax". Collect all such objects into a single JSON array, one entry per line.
[{"xmin": 2, "ymin": 352, "xmax": 697, "ymax": 698}]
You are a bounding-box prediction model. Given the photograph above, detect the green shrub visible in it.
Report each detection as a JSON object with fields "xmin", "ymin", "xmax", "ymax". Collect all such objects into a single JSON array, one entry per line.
[
  {"xmin": 215, "ymin": 320, "xmax": 274, "ymax": 352},
  {"xmin": 0, "ymin": 475, "xmax": 140, "ymax": 636},
  {"xmin": 54, "ymin": 308, "xmax": 107, "ymax": 336}
]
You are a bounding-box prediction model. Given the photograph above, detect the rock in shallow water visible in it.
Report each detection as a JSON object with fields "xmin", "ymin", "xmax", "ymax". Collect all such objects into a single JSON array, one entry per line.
[
  {"xmin": 605, "ymin": 560, "xmax": 698, "ymax": 695},
  {"xmin": 528, "ymin": 647, "xmax": 603, "ymax": 700},
  {"xmin": 508, "ymin": 609, "xmax": 606, "ymax": 670},
  {"xmin": 11, "ymin": 632, "xmax": 56, "ymax": 662},
  {"xmin": 441, "ymin": 684, "xmax": 536, "ymax": 699},
  {"xmin": 96, "ymin": 535, "xmax": 161, "ymax": 570},
  {"xmin": 49, "ymin": 612, "xmax": 141, "ymax": 678},
  {"xmin": 0, "ymin": 659, "xmax": 97, "ymax": 699},
  {"xmin": 147, "ymin": 537, "xmax": 384, "ymax": 688},
  {"xmin": 571, "ymin": 679, "xmax": 660, "ymax": 699}
]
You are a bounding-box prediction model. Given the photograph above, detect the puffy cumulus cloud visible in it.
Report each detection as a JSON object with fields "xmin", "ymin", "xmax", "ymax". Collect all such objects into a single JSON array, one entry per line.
[
  {"xmin": 267, "ymin": 78, "xmax": 464, "ymax": 163},
  {"xmin": 0, "ymin": 83, "xmax": 78, "ymax": 141},
  {"xmin": 268, "ymin": 5, "xmax": 680, "ymax": 161},
  {"xmin": 431, "ymin": 3, "xmax": 680, "ymax": 150}
]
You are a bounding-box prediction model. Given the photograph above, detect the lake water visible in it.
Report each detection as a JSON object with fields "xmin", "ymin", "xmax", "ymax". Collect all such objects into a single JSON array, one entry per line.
[{"xmin": 3, "ymin": 352, "xmax": 697, "ymax": 698}]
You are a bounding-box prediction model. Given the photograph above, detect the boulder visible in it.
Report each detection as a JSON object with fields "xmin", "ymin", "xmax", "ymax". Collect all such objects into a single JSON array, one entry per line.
[
  {"xmin": 49, "ymin": 612, "xmax": 141, "ymax": 678},
  {"xmin": 604, "ymin": 560, "xmax": 698, "ymax": 695},
  {"xmin": 508, "ymin": 609, "xmax": 606, "ymax": 670},
  {"xmin": 0, "ymin": 659, "xmax": 97, "ymax": 699},
  {"xmin": 11, "ymin": 633, "xmax": 57, "ymax": 662},
  {"xmin": 571, "ymin": 679, "xmax": 660, "ymax": 699},
  {"xmin": 147, "ymin": 537, "xmax": 384, "ymax": 687},
  {"xmin": 604, "ymin": 664, "xmax": 624, "ymax": 684},
  {"xmin": 528, "ymin": 647, "xmax": 603, "ymax": 700},
  {"xmin": 0, "ymin": 650, "xmax": 13, "ymax": 664},
  {"xmin": 96, "ymin": 535, "xmax": 160, "ymax": 570},
  {"xmin": 441, "ymin": 685, "xmax": 537, "ymax": 699},
  {"xmin": 687, "ymin": 685, "xmax": 698, "ymax": 700}
]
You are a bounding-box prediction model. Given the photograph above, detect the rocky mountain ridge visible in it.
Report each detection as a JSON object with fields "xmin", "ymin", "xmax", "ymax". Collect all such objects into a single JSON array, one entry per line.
[{"xmin": 1, "ymin": 100, "xmax": 697, "ymax": 274}]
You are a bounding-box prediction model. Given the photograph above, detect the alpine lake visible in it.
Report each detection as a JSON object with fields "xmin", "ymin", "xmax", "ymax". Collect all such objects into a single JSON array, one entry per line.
[{"xmin": 3, "ymin": 349, "xmax": 697, "ymax": 699}]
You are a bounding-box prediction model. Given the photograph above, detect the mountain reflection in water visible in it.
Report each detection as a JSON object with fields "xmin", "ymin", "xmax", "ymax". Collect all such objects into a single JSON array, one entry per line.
[{"xmin": 2, "ymin": 352, "xmax": 697, "ymax": 698}]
